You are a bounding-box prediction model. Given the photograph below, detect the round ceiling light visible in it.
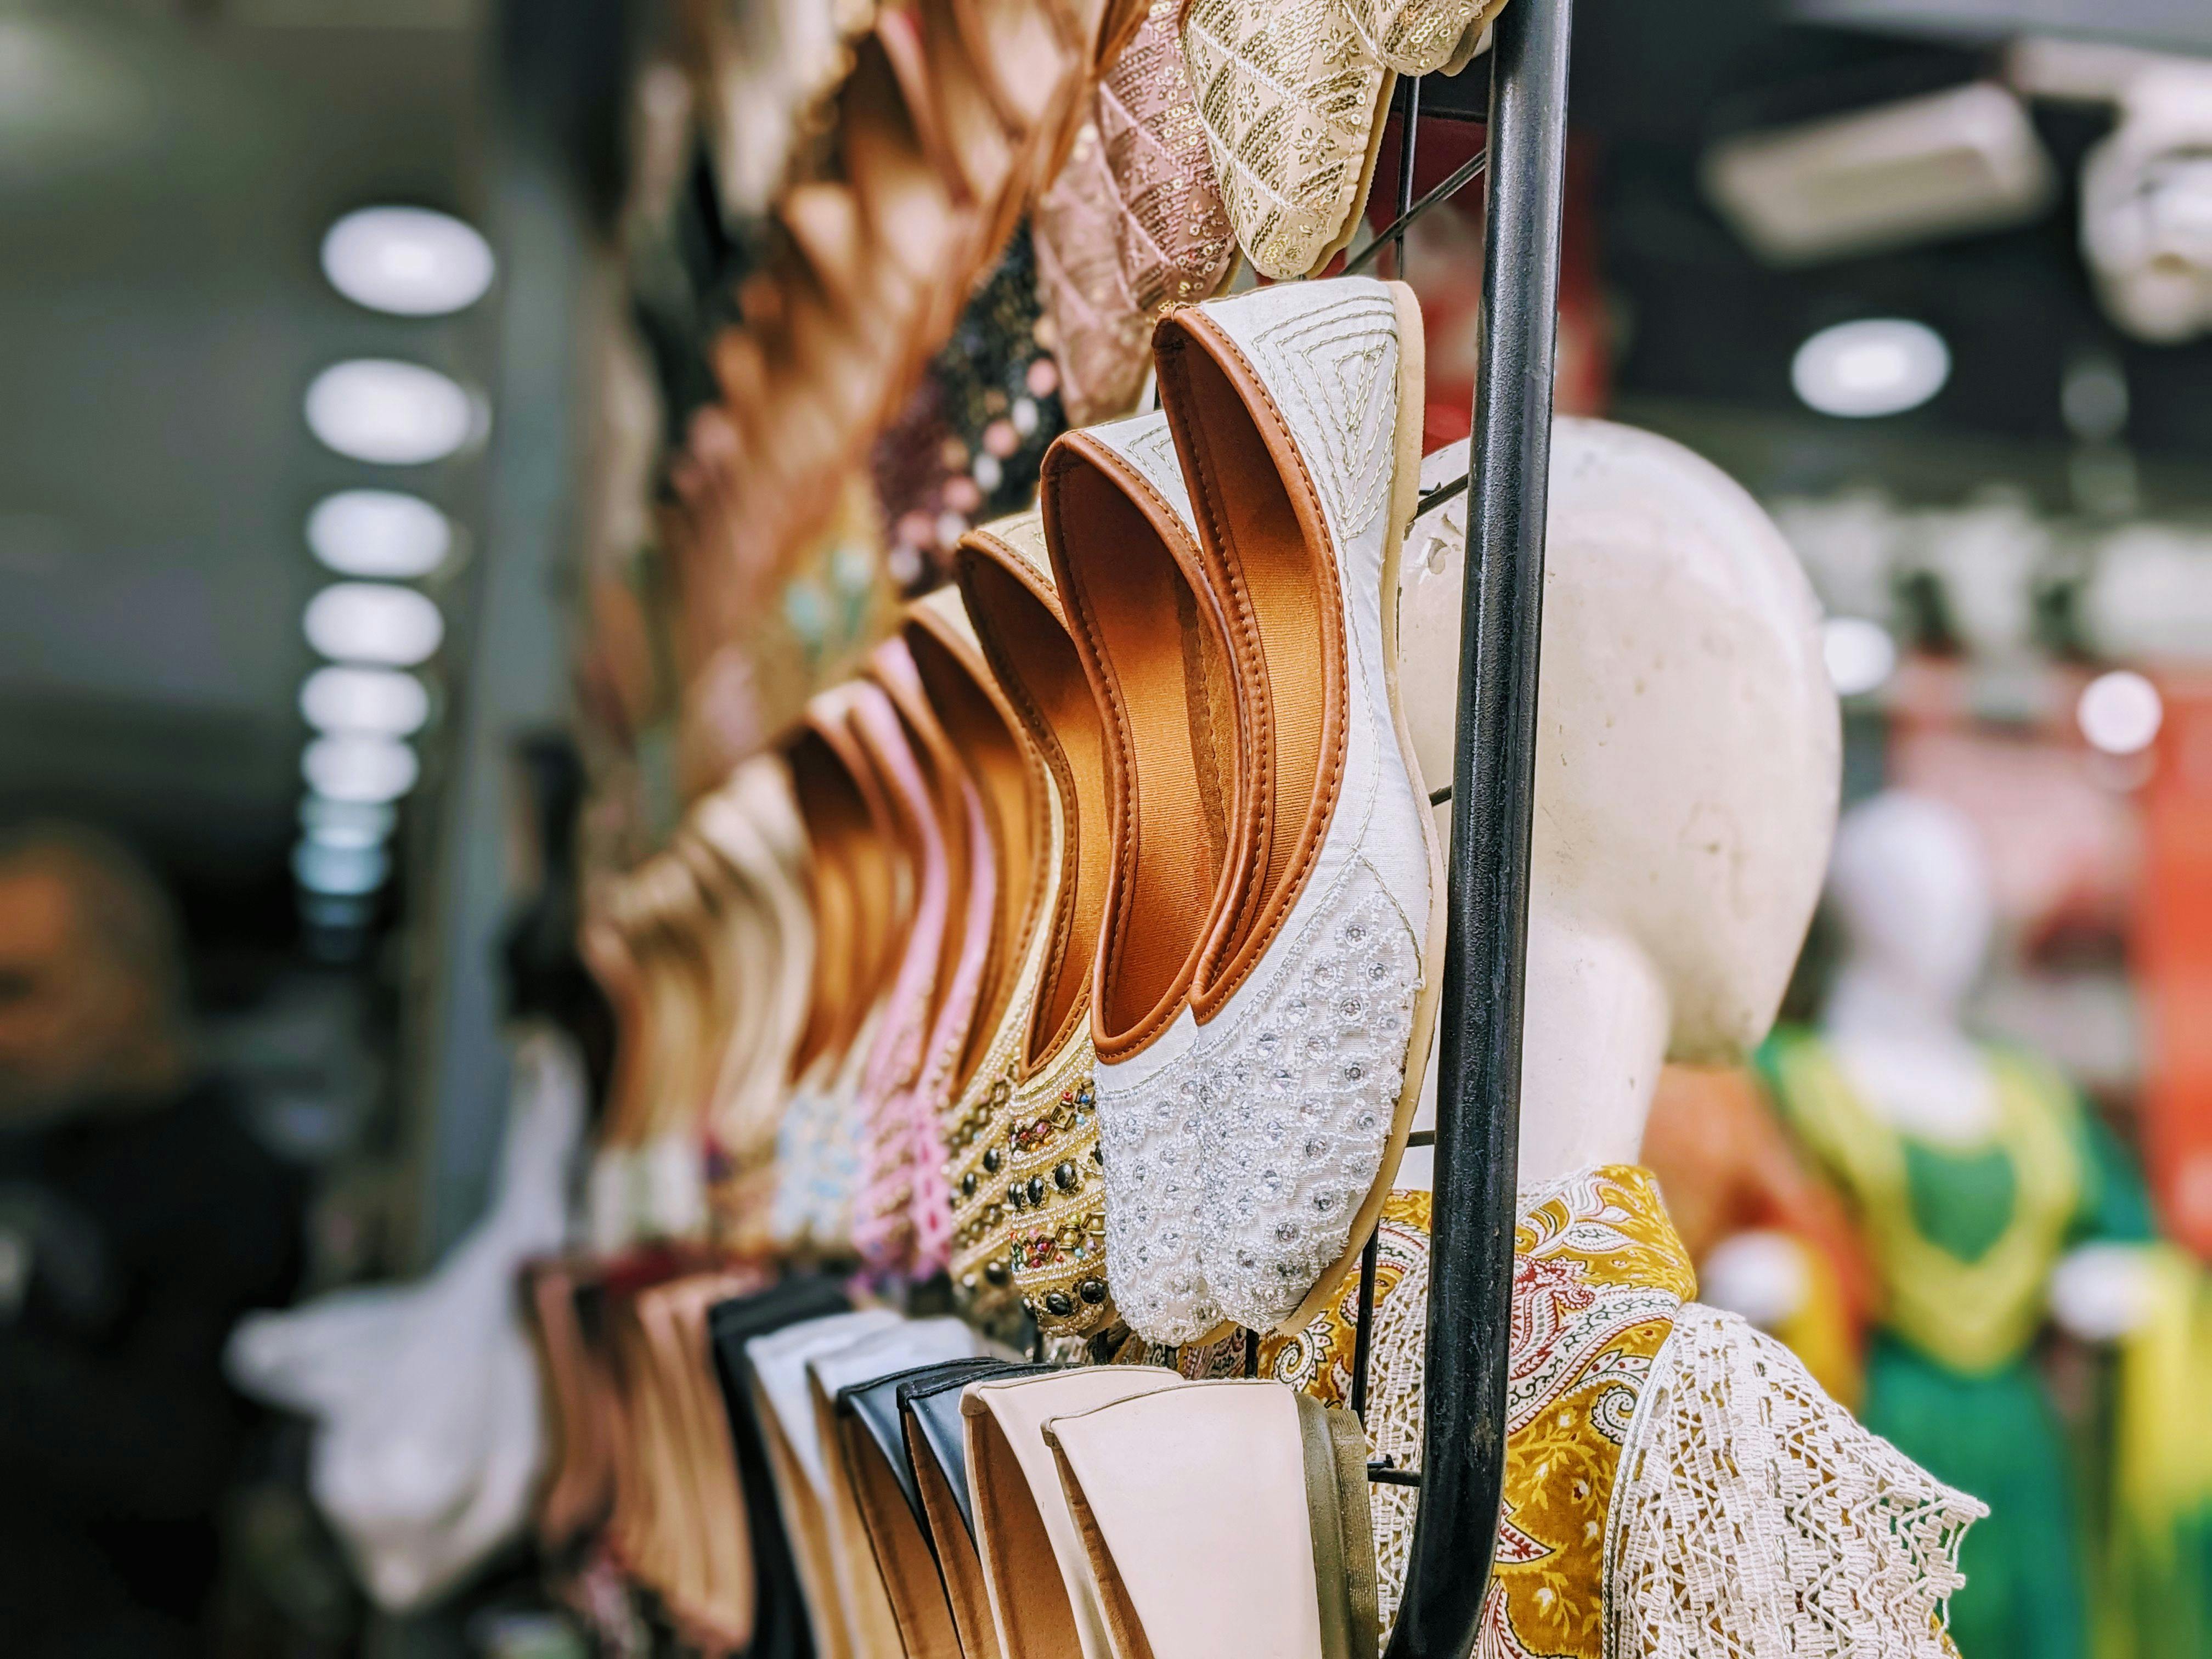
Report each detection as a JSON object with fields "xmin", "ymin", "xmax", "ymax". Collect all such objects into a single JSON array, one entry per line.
[
  {"xmin": 292, "ymin": 838, "xmax": 393, "ymax": 897},
  {"xmin": 1821, "ymin": 615, "xmax": 1898, "ymax": 698},
  {"xmin": 1791, "ymin": 319, "xmax": 1951, "ymax": 419},
  {"xmin": 304, "ymin": 358, "xmax": 477, "ymax": 465},
  {"xmin": 303, "ymin": 582, "xmax": 444, "ymax": 667},
  {"xmin": 320, "ymin": 206, "xmax": 494, "ymax": 317},
  {"xmin": 302, "ymin": 735, "xmax": 419, "ymax": 804},
  {"xmin": 300, "ymin": 795, "xmax": 396, "ymax": 849},
  {"xmin": 307, "ymin": 489, "xmax": 452, "ymax": 578},
  {"xmin": 2077, "ymin": 669, "xmax": 2163, "ymax": 755},
  {"xmin": 300, "ymin": 665, "xmax": 430, "ymax": 737}
]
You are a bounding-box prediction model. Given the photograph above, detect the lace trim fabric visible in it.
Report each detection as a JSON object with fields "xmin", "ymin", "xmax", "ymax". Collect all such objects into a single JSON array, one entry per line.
[{"xmin": 1607, "ymin": 1303, "xmax": 1985, "ymax": 1659}]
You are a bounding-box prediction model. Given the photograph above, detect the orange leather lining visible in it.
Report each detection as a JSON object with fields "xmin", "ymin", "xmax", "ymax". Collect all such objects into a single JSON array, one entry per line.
[
  {"xmin": 952, "ymin": 545, "xmax": 1110, "ymax": 1076},
  {"xmin": 1156, "ymin": 311, "xmax": 1350, "ymax": 1023},
  {"xmin": 906, "ymin": 611, "xmax": 1053, "ymax": 1094},
  {"xmin": 818, "ymin": 701, "xmax": 919, "ymax": 1042},
  {"xmin": 875, "ymin": 639, "xmax": 980, "ymax": 1043},
  {"xmin": 1043, "ymin": 430, "xmax": 1240, "ymax": 1061},
  {"xmin": 788, "ymin": 729, "xmax": 866, "ymax": 1078}
]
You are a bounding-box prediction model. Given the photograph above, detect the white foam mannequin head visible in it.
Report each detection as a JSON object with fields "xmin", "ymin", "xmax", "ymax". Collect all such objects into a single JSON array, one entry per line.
[
  {"xmin": 1816, "ymin": 787, "xmax": 2004, "ymax": 1143},
  {"xmin": 1399, "ymin": 418, "xmax": 1839, "ymax": 1187},
  {"xmin": 1825, "ymin": 791, "xmax": 1993, "ymax": 1018}
]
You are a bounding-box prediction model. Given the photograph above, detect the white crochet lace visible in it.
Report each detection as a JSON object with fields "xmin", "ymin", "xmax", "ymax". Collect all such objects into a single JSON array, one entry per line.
[
  {"xmin": 1198, "ymin": 861, "xmax": 1419, "ymax": 1330},
  {"xmin": 1606, "ymin": 1304, "xmax": 1985, "ymax": 1659},
  {"xmin": 1362, "ymin": 1214, "xmax": 1428, "ymax": 1641}
]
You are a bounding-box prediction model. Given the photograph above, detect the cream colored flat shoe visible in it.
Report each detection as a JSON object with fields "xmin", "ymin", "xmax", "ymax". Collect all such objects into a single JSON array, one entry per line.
[
  {"xmin": 748, "ymin": 1310, "xmax": 905, "ymax": 1659},
  {"xmin": 808, "ymin": 1319, "xmax": 1002, "ymax": 1656},
  {"xmin": 962, "ymin": 1368, "xmax": 1184, "ymax": 1659},
  {"xmin": 1045, "ymin": 1380, "xmax": 1376, "ymax": 1659}
]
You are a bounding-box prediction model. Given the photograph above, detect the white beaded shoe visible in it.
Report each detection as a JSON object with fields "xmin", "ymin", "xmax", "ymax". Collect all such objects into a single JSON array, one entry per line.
[
  {"xmin": 1041, "ymin": 408, "xmax": 1244, "ymax": 1346},
  {"xmin": 1153, "ymin": 276, "xmax": 1442, "ymax": 1335}
]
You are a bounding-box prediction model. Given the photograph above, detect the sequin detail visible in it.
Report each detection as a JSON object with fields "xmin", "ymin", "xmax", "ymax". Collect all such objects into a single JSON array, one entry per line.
[
  {"xmin": 1181, "ymin": 0, "xmax": 1391, "ymax": 280},
  {"xmin": 1196, "ymin": 862, "xmax": 1418, "ymax": 1330}
]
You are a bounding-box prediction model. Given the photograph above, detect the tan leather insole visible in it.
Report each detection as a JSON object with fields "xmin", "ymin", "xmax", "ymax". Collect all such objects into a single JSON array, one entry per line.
[
  {"xmin": 825, "ymin": 703, "xmax": 917, "ymax": 1031},
  {"xmin": 956, "ymin": 556, "xmax": 1110, "ymax": 1070},
  {"xmin": 1157, "ymin": 326, "xmax": 1345, "ymax": 1012},
  {"xmin": 909, "ymin": 1415, "xmax": 1005, "ymax": 1659},
  {"xmin": 839, "ymin": 1414, "xmax": 966, "ymax": 1659},
  {"xmin": 909, "ymin": 622, "xmax": 1043, "ymax": 1088},
  {"xmin": 842, "ymin": 29, "xmax": 963, "ymax": 292},
  {"xmin": 1049, "ymin": 444, "xmax": 1238, "ymax": 1048},
  {"xmin": 882, "ymin": 639, "xmax": 981, "ymax": 1042},
  {"xmin": 790, "ymin": 730, "xmax": 868, "ymax": 1077}
]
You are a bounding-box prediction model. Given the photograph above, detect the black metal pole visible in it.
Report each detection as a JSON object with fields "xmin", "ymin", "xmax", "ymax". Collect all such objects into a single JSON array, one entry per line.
[{"xmin": 1383, "ymin": 1, "xmax": 1572, "ymax": 1655}]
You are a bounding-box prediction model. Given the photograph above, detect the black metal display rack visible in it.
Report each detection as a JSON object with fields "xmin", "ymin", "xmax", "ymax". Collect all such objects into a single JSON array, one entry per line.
[{"xmin": 1332, "ymin": 4, "xmax": 1577, "ymax": 1654}]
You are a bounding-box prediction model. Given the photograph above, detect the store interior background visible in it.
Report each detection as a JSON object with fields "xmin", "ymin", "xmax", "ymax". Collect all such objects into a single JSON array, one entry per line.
[{"xmin": 5, "ymin": 0, "xmax": 2212, "ymax": 1652}]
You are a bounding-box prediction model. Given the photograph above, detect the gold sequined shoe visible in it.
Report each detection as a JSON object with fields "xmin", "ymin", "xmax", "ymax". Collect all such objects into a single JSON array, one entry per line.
[
  {"xmin": 1343, "ymin": 0, "xmax": 1510, "ymax": 77},
  {"xmin": 901, "ymin": 579, "xmax": 1070, "ymax": 1328},
  {"xmin": 951, "ymin": 507, "xmax": 1125, "ymax": 1340},
  {"xmin": 1180, "ymin": 0, "xmax": 1395, "ymax": 279}
]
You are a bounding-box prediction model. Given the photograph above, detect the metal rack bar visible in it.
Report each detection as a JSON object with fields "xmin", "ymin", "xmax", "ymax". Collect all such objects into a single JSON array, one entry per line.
[{"xmin": 1383, "ymin": 1, "xmax": 1573, "ymax": 1654}]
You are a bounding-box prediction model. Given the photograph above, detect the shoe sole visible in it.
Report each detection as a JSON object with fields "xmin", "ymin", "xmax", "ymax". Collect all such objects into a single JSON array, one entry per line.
[{"xmin": 1267, "ymin": 277, "xmax": 1446, "ymax": 1340}]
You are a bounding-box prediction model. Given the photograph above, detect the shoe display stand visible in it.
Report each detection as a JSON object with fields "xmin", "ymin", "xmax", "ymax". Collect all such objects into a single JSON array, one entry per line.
[{"xmin": 1321, "ymin": 4, "xmax": 1577, "ymax": 1655}]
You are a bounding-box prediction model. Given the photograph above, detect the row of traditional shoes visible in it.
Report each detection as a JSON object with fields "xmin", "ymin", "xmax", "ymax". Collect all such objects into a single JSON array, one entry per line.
[
  {"xmin": 526, "ymin": 1265, "xmax": 1388, "ymax": 1659},
  {"xmin": 555, "ymin": 278, "xmax": 1992, "ymax": 1659},
  {"xmin": 656, "ymin": 0, "xmax": 1147, "ymax": 753},
  {"xmin": 585, "ymin": 274, "xmax": 1450, "ymax": 1353},
  {"xmin": 527, "ymin": 1182, "xmax": 1987, "ymax": 1659}
]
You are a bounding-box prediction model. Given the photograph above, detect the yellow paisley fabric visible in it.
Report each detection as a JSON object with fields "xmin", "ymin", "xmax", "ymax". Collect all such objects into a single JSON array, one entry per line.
[
  {"xmin": 1486, "ymin": 1166, "xmax": 1695, "ymax": 1658},
  {"xmin": 1124, "ymin": 1169, "xmax": 1694, "ymax": 1657}
]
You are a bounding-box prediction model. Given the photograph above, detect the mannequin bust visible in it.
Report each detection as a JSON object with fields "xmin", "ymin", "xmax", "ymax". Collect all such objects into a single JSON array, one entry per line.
[
  {"xmin": 1398, "ymin": 417, "xmax": 1839, "ymax": 1189},
  {"xmin": 1822, "ymin": 792, "xmax": 1997, "ymax": 1144},
  {"xmin": 1820, "ymin": 788, "xmax": 2149, "ymax": 1339}
]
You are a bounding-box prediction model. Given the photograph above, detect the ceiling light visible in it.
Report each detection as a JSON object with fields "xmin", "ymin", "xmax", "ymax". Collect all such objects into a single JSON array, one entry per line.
[
  {"xmin": 1821, "ymin": 615, "xmax": 1898, "ymax": 697},
  {"xmin": 1792, "ymin": 319, "xmax": 1950, "ymax": 418},
  {"xmin": 300, "ymin": 665, "xmax": 430, "ymax": 737},
  {"xmin": 304, "ymin": 358, "xmax": 478, "ymax": 465},
  {"xmin": 307, "ymin": 489, "xmax": 452, "ymax": 578},
  {"xmin": 300, "ymin": 796, "xmax": 396, "ymax": 849},
  {"xmin": 303, "ymin": 583, "xmax": 443, "ymax": 667},
  {"xmin": 302, "ymin": 735, "xmax": 419, "ymax": 804},
  {"xmin": 292, "ymin": 839, "xmax": 392, "ymax": 898},
  {"xmin": 320, "ymin": 206, "xmax": 494, "ymax": 317},
  {"xmin": 2078, "ymin": 669, "xmax": 2163, "ymax": 755}
]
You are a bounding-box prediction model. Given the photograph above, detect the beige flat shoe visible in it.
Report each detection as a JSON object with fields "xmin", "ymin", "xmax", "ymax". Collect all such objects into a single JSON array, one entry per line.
[
  {"xmin": 808, "ymin": 1319, "xmax": 1001, "ymax": 1656},
  {"xmin": 748, "ymin": 1310, "xmax": 906, "ymax": 1659},
  {"xmin": 1045, "ymin": 1380, "xmax": 1376, "ymax": 1659},
  {"xmin": 962, "ymin": 1368, "xmax": 1184, "ymax": 1659}
]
